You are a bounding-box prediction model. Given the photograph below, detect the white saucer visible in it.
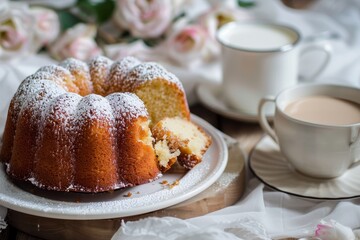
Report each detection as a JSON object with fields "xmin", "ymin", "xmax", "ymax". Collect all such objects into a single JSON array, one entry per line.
[
  {"xmin": 0, "ymin": 115, "xmax": 228, "ymax": 220},
  {"xmin": 196, "ymin": 83, "xmax": 273, "ymax": 122},
  {"xmin": 250, "ymin": 136, "xmax": 360, "ymax": 200}
]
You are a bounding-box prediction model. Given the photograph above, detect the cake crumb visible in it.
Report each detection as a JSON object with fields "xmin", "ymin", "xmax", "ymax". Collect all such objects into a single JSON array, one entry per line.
[
  {"xmin": 160, "ymin": 180, "xmax": 168, "ymax": 185},
  {"xmin": 161, "ymin": 179, "xmax": 180, "ymax": 189},
  {"xmin": 169, "ymin": 179, "xmax": 180, "ymax": 189},
  {"xmin": 123, "ymin": 192, "xmax": 132, "ymax": 197}
]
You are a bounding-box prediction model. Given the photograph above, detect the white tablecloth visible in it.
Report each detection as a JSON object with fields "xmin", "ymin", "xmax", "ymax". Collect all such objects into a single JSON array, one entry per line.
[{"xmin": 1, "ymin": 0, "xmax": 360, "ymax": 238}]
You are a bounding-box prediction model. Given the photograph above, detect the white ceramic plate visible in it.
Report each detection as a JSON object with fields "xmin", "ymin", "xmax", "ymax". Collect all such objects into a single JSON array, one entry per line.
[
  {"xmin": 196, "ymin": 83, "xmax": 273, "ymax": 122},
  {"xmin": 0, "ymin": 115, "xmax": 228, "ymax": 220},
  {"xmin": 250, "ymin": 136, "xmax": 360, "ymax": 200}
]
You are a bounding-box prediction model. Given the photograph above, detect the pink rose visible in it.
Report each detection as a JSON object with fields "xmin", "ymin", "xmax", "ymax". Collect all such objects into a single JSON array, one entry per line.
[
  {"xmin": 30, "ymin": 7, "xmax": 60, "ymax": 47},
  {"xmin": 315, "ymin": 220, "xmax": 355, "ymax": 240},
  {"xmin": 0, "ymin": 3, "xmax": 34, "ymax": 59},
  {"xmin": 113, "ymin": 0, "xmax": 172, "ymax": 38},
  {"xmin": 164, "ymin": 20, "xmax": 218, "ymax": 67},
  {"xmin": 49, "ymin": 24, "xmax": 102, "ymax": 61}
]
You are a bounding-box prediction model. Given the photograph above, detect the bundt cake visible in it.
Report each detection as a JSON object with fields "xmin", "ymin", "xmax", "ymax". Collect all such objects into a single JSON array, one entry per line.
[
  {"xmin": 152, "ymin": 117, "xmax": 212, "ymax": 171},
  {"xmin": 0, "ymin": 56, "xmax": 209, "ymax": 193}
]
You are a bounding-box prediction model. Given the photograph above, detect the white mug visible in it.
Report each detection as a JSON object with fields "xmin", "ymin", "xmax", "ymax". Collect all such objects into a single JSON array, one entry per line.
[
  {"xmin": 217, "ymin": 21, "xmax": 332, "ymax": 115},
  {"xmin": 258, "ymin": 84, "xmax": 360, "ymax": 178}
]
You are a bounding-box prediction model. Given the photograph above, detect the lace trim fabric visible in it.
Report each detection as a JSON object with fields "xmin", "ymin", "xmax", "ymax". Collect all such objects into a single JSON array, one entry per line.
[{"xmin": 112, "ymin": 217, "xmax": 270, "ymax": 240}]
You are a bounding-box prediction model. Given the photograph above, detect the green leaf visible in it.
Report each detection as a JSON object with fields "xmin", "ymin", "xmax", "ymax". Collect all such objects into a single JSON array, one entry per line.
[
  {"xmin": 144, "ymin": 35, "xmax": 165, "ymax": 47},
  {"xmin": 57, "ymin": 10, "xmax": 82, "ymax": 31},
  {"xmin": 237, "ymin": 0, "xmax": 256, "ymax": 8},
  {"xmin": 76, "ymin": 0, "xmax": 115, "ymax": 24},
  {"xmin": 172, "ymin": 12, "xmax": 186, "ymax": 23},
  {"xmin": 144, "ymin": 39, "xmax": 159, "ymax": 47}
]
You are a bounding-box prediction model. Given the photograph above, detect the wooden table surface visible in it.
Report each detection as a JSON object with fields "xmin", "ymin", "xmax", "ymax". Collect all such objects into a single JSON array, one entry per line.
[{"xmin": 0, "ymin": 104, "xmax": 298, "ymax": 240}]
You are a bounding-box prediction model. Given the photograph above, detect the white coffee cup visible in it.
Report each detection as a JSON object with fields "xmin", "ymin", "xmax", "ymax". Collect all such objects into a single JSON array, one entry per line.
[
  {"xmin": 258, "ymin": 84, "xmax": 360, "ymax": 178},
  {"xmin": 217, "ymin": 21, "xmax": 332, "ymax": 115}
]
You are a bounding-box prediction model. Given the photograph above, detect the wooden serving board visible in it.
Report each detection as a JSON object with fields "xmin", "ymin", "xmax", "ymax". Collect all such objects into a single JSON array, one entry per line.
[{"xmin": 6, "ymin": 139, "xmax": 246, "ymax": 240}]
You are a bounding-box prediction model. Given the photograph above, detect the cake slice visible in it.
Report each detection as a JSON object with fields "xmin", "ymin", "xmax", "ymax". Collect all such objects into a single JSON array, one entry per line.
[
  {"xmin": 124, "ymin": 62, "xmax": 190, "ymax": 127},
  {"xmin": 152, "ymin": 117, "xmax": 212, "ymax": 171}
]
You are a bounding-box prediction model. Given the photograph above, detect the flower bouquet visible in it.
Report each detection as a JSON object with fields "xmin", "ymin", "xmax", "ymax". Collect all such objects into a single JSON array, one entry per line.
[{"xmin": 0, "ymin": 0, "xmax": 256, "ymax": 66}]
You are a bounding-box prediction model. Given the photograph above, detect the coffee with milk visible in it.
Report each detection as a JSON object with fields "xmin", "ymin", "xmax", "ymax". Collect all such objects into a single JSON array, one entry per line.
[{"xmin": 284, "ymin": 96, "xmax": 360, "ymax": 125}]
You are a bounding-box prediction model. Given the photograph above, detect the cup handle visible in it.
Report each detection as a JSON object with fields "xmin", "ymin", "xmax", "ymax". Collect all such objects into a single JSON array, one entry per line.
[
  {"xmin": 298, "ymin": 42, "xmax": 332, "ymax": 81},
  {"xmin": 258, "ymin": 96, "xmax": 278, "ymax": 143},
  {"xmin": 350, "ymin": 126, "xmax": 360, "ymax": 168}
]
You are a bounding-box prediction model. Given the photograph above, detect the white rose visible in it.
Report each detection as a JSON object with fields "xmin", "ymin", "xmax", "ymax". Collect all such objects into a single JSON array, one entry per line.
[
  {"xmin": 172, "ymin": 0, "xmax": 193, "ymax": 16},
  {"xmin": 49, "ymin": 24, "xmax": 102, "ymax": 61},
  {"xmin": 104, "ymin": 40, "xmax": 154, "ymax": 62},
  {"xmin": 207, "ymin": 0, "xmax": 238, "ymax": 8},
  {"xmin": 315, "ymin": 220, "xmax": 355, "ymax": 240},
  {"xmin": 165, "ymin": 20, "xmax": 219, "ymax": 67},
  {"xmin": 199, "ymin": 5, "xmax": 253, "ymax": 39},
  {"xmin": 0, "ymin": 3, "xmax": 34, "ymax": 59},
  {"xmin": 113, "ymin": 0, "xmax": 172, "ymax": 38},
  {"xmin": 22, "ymin": 0, "xmax": 76, "ymax": 9},
  {"xmin": 30, "ymin": 7, "xmax": 60, "ymax": 48}
]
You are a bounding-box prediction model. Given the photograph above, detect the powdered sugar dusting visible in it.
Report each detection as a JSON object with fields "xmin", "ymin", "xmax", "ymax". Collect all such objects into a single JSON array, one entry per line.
[
  {"xmin": 106, "ymin": 93, "xmax": 148, "ymax": 131},
  {"xmin": 59, "ymin": 58, "xmax": 94, "ymax": 96},
  {"xmin": 60, "ymin": 58, "xmax": 89, "ymax": 72},
  {"xmin": 89, "ymin": 55, "xmax": 113, "ymax": 66},
  {"xmin": 13, "ymin": 81, "xmax": 66, "ymax": 169},
  {"xmin": 36, "ymin": 65, "xmax": 76, "ymax": 91},
  {"xmin": 37, "ymin": 92, "xmax": 82, "ymax": 140},
  {"xmin": 12, "ymin": 80, "xmax": 64, "ymax": 123},
  {"xmin": 126, "ymin": 62, "xmax": 184, "ymax": 91},
  {"xmin": 24, "ymin": 71, "xmax": 63, "ymax": 86},
  {"xmin": 23, "ymin": 70, "xmax": 67, "ymax": 91},
  {"xmin": 75, "ymin": 94, "xmax": 114, "ymax": 125},
  {"xmin": 89, "ymin": 56, "xmax": 113, "ymax": 94},
  {"xmin": 88, "ymin": 56, "xmax": 113, "ymax": 77},
  {"xmin": 107, "ymin": 57, "xmax": 141, "ymax": 92},
  {"xmin": 210, "ymin": 172, "xmax": 239, "ymax": 192},
  {"xmin": 46, "ymin": 93, "xmax": 82, "ymax": 121},
  {"xmin": 37, "ymin": 65, "xmax": 73, "ymax": 79},
  {"xmin": 35, "ymin": 93, "xmax": 81, "ymax": 162},
  {"xmin": 20, "ymin": 81, "xmax": 66, "ymax": 128}
]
